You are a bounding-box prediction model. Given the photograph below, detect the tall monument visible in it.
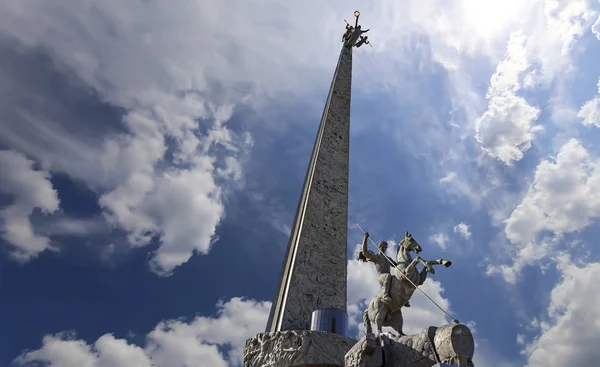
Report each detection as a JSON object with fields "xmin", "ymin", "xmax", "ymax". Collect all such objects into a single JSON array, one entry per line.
[
  {"xmin": 244, "ymin": 11, "xmax": 475, "ymax": 367},
  {"xmin": 265, "ymin": 22, "xmax": 355, "ymax": 335},
  {"xmin": 243, "ymin": 11, "xmax": 368, "ymax": 367}
]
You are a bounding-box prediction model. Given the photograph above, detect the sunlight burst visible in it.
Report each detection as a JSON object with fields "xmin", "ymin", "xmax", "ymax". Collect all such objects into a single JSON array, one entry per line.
[{"xmin": 462, "ymin": 0, "xmax": 523, "ymax": 39}]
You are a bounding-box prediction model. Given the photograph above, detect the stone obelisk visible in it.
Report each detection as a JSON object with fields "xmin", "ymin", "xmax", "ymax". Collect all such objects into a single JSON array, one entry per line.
[
  {"xmin": 243, "ymin": 11, "xmax": 368, "ymax": 367},
  {"xmin": 266, "ymin": 35, "xmax": 352, "ymax": 334}
]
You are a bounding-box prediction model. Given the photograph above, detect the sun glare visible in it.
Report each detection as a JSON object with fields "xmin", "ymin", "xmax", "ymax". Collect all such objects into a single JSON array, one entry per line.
[{"xmin": 462, "ymin": 0, "xmax": 522, "ymax": 39}]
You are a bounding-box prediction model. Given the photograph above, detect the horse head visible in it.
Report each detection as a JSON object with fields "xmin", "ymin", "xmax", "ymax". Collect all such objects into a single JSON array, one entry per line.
[{"xmin": 398, "ymin": 231, "xmax": 422, "ymax": 255}]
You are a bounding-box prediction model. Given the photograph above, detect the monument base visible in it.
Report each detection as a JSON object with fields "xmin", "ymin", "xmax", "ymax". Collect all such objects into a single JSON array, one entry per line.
[
  {"xmin": 244, "ymin": 330, "xmax": 356, "ymax": 367},
  {"xmin": 344, "ymin": 333, "xmax": 382, "ymax": 367},
  {"xmin": 345, "ymin": 324, "xmax": 474, "ymax": 367}
]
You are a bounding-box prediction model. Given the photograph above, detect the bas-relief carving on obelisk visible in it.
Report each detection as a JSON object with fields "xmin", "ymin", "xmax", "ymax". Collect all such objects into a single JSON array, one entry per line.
[{"xmin": 243, "ymin": 11, "xmax": 476, "ymax": 367}]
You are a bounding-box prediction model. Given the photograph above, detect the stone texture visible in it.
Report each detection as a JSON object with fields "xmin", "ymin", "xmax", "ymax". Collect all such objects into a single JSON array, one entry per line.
[
  {"xmin": 244, "ymin": 330, "xmax": 356, "ymax": 367},
  {"xmin": 431, "ymin": 324, "xmax": 474, "ymax": 364},
  {"xmin": 266, "ymin": 44, "xmax": 353, "ymax": 332},
  {"xmin": 345, "ymin": 324, "xmax": 475, "ymax": 367},
  {"xmin": 344, "ymin": 333, "xmax": 382, "ymax": 367},
  {"xmin": 383, "ymin": 331, "xmax": 438, "ymax": 367}
]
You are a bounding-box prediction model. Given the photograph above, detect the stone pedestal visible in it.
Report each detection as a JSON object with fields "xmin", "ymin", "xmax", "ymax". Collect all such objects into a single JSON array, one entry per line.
[
  {"xmin": 244, "ymin": 330, "xmax": 356, "ymax": 367},
  {"xmin": 344, "ymin": 333, "xmax": 382, "ymax": 367},
  {"xmin": 345, "ymin": 324, "xmax": 474, "ymax": 367}
]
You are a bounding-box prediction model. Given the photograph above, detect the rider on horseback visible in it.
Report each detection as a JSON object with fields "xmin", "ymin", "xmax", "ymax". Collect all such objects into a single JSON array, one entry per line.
[
  {"xmin": 360, "ymin": 230, "xmax": 453, "ymax": 337},
  {"xmin": 357, "ymin": 232, "xmax": 396, "ymax": 306}
]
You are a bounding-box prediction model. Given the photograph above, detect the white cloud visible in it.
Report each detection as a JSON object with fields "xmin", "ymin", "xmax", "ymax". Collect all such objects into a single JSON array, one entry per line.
[
  {"xmin": 506, "ymin": 139, "xmax": 600, "ymax": 242},
  {"xmin": 527, "ymin": 0, "xmax": 596, "ymax": 86},
  {"xmin": 439, "ymin": 172, "xmax": 483, "ymax": 206},
  {"xmin": 96, "ymin": 104, "xmax": 254, "ymax": 275},
  {"xmin": 0, "ymin": 0, "xmax": 520, "ymax": 275},
  {"xmin": 99, "ymin": 154, "xmax": 226, "ymax": 275},
  {"xmin": 347, "ymin": 244, "xmax": 451, "ymax": 337},
  {"xmin": 439, "ymin": 172, "xmax": 457, "ymax": 185},
  {"xmin": 475, "ymin": 94, "xmax": 541, "ymax": 165},
  {"xmin": 528, "ymin": 0, "xmax": 597, "ymax": 128},
  {"xmin": 488, "ymin": 139, "xmax": 600, "ymax": 283},
  {"xmin": 37, "ymin": 216, "xmax": 108, "ymax": 237},
  {"xmin": 0, "ymin": 0, "xmax": 258, "ymax": 273},
  {"xmin": 0, "ymin": 0, "xmax": 595, "ymax": 276},
  {"xmin": 0, "ymin": 150, "xmax": 60, "ymax": 261},
  {"xmin": 577, "ymin": 78, "xmax": 600, "ymax": 128},
  {"xmin": 578, "ymin": 97, "xmax": 600, "ymax": 127},
  {"xmin": 453, "ymin": 222, "xmax": 472, "ymax": 239},
  {"xmin": 475, "ymin": 32, "xmax": 541, "ymax": 165},
  {"xmin": 15, "ymin": 297, "xmax": 270, "ymax": 367},
  {"xmin": 522, "ymin": 257, "xmax": 600, "ymax": 367},
  {"xmin": 147, "ymin": 297, "xmax": 270, "ymax": 366},
  {"xmin": 472, "ymin": 0, "xmax": 594, "ymax": 164},
  {"xmin": 15, "ymin": 334, "xmax": 153, "ymax": 367},
  {"xmin": 435, "ymin": 0, "xmax": 596, "ymax": 213},
  {"xmin": 593, "ymin": 15, "xmax": 600, "ymax": 40},
  {"xmin": 4, "ymin": 0, "xmax": 508, "ymax": 274},
  {"xmin": 429, "ymin": 233, "xmax": 450, "ymax": 250}
]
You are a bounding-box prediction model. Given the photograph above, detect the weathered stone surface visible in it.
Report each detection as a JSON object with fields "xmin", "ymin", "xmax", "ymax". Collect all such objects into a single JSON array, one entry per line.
[
  {"xmin": 244, "ymin": 330, "xmax": 356, "ymax": 367},
  {"xmin": 345, "ymin": 324, "xmax": 474, "ymax": 367},
  {"xmin": 344, "ymin": 333, "xmax": 382, "ymax": 367},
  {"xmin": 432, "ymin": 324, "xmax": 474, "ymax": 364},
  {"xmin": 384, "ymin": 331, "xmax": 437, "ymax": 367},
  {"xmin": 362, "ymin": 232, "xmax": 454, "ymax": 336},
  {"xmin": 266, "ymin": 44, "xmax": 353, "ymax": 332}
]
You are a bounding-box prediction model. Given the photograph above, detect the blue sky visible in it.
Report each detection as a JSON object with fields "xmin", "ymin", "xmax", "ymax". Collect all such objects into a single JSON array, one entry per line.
[{"xmin": 1, "ymin": 0, "xmax": 600, "ymax": 366}]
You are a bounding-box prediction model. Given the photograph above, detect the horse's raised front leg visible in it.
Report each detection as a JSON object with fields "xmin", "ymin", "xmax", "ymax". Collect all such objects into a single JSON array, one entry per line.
[
  {"xmin": 403, "ymin": 256, "xmax": 420, "ymax": 275},
  {"xmin": 416, "ymin": 259, "xmax": 452, "ymax": 285},
  {"xmin": 416, "ymin": 258, "xmax": 453, "ymax": 275},
  {"xmin": 418, "ymin": 266, "xmax": 429, "ymax": 286},
  {"xmin": 426, "ymin": 258, "xmax": 452, "ymax": 267},
  {"xmin": 414, "ymin": 256, "xmax": 436, "ymax": 276}
]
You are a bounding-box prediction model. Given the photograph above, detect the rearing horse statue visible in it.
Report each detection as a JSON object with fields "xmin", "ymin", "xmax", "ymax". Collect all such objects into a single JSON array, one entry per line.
[{"xmin": 363, "ymin": 232, "xmax": 452, "ymax": 336}]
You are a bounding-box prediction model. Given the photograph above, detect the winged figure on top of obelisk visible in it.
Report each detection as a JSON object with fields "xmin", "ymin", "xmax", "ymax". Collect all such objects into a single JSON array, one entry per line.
[{"xmin": 343, "ymin": 10, "xmax": 372, "ymax": 48}]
